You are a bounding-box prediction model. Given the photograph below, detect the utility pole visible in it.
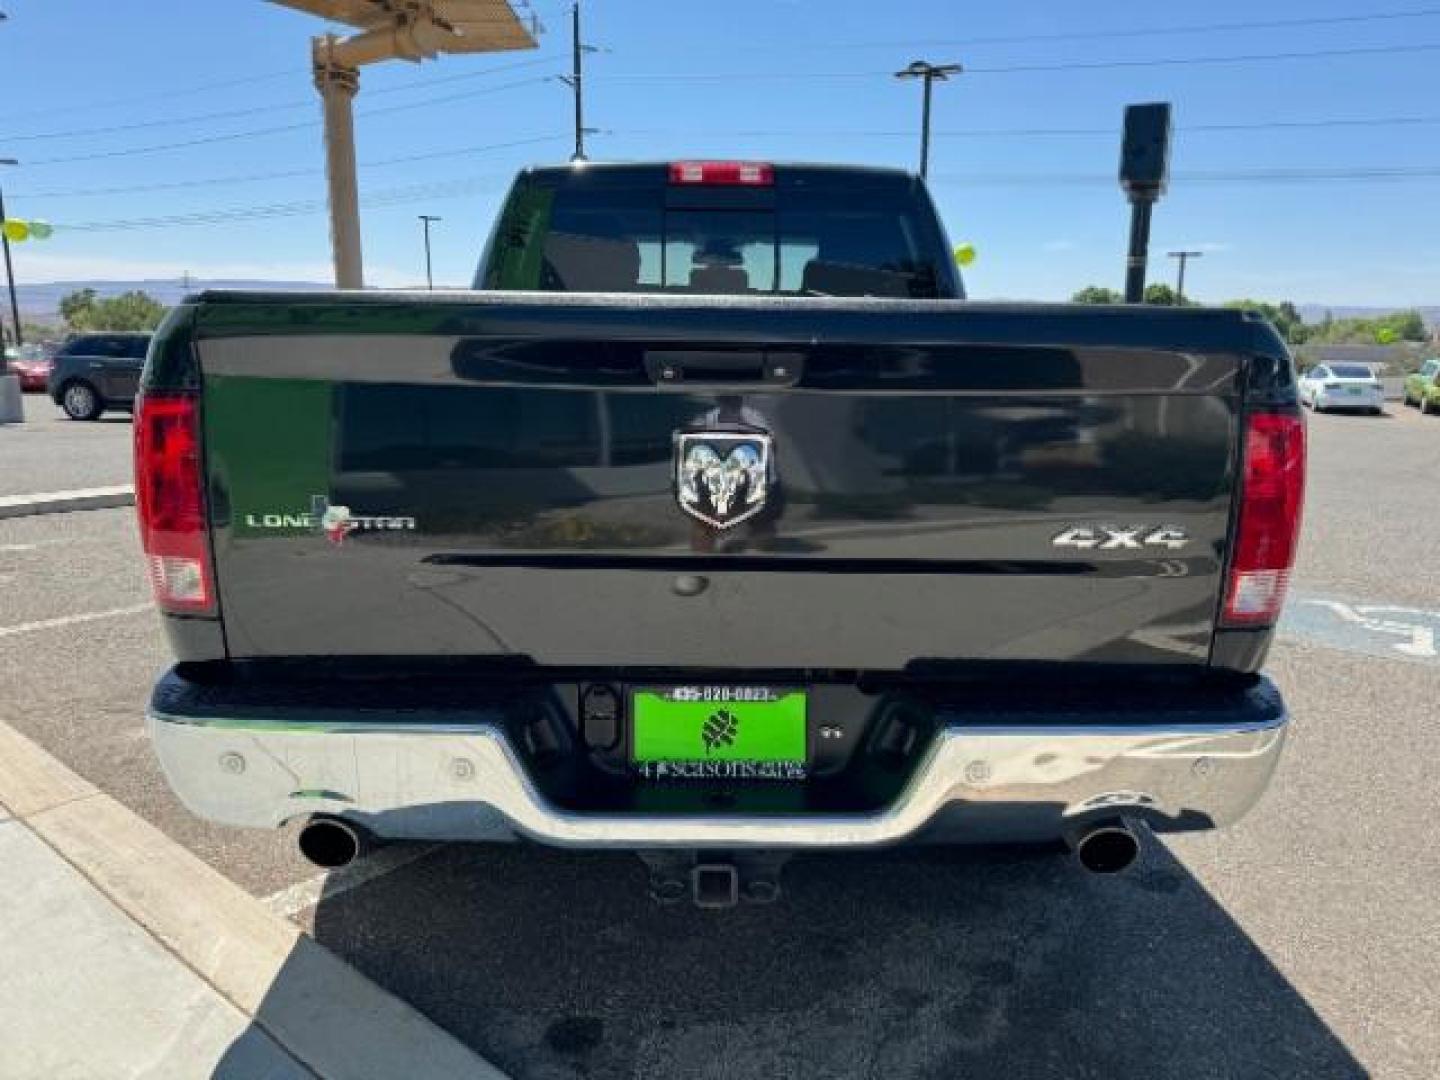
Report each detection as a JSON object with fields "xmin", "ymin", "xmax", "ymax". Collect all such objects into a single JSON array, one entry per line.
[
  {"xmin": 418, "ymin": 214, "xmax": 441, "ymax": 290},
  {"xmin": 894, "ymin": 60, "xmax": 962, "ymax": 179},
  {"xmin": 0, "ymin": 139, "xmax": 22, "ymax": 423},
  {"xmin": 1167, "ymin": 250, "xmax": 1203, "ymax": 304},
  {"xmin": 557, "ymin": 2, "xmax": 596, "ymax": 161},
  {"xmin": 0, "ymin": 158, "xmax": 22, "ymax": 350}
]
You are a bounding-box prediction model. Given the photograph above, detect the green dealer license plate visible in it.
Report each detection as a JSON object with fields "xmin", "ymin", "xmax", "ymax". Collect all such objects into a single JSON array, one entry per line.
[{"xmin": 631, "ymin": 686, "xmax": 808, "ymax": 781}]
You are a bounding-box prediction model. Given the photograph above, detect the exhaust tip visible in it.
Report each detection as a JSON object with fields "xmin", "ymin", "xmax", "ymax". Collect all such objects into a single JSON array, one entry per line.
[
  {"xmin": 1075, "ymin": 824, "xmax": 1140, "ymax": 875},
  {"xmin": 298, "ymin": 817, "xmax": 364, "ymax": 870}
]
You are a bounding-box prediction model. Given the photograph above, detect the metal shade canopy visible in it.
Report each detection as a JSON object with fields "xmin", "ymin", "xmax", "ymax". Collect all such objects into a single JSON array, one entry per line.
[
  {"xmin": 270, "ymin": 1, "xmax": 539, "ymax": 289},
  {"xmin": 272, "ymin": 0, "xmax": 536, "ymax": 59}
]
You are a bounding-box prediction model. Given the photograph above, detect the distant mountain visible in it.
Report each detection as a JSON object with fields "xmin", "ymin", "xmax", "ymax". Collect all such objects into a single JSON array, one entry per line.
[
  {"xmin": 1297, "ymin": 304, "xmax": 1440, "ymax": 327},
  {"xmin": 14, "ymin": 279, "xmax": 329, "ymax": 322}
]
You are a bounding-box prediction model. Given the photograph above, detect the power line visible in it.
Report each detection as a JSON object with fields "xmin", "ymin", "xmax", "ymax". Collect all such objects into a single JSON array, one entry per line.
[
  {"xmin": 10, "ymin": 40, "xmax": 1437, "ymax": 165},
  {"xmin": 10, "ymin": 134, "xmax": 568, "ymax": 200},
  {"xmin": 1, "ymin": 55, "xmax": 563, "ymax": 144},
  {"xmin": 620, "ymin": 114, "xmax": 1440, "ymax": 140},
  {"xmin": 596, "ymin": 40, "xmax": 1440, "ymax": 81},
  {"xmin": 709, "ymin": 6, "xmax": 1440, "ymax": 54},
  {"xmin": 966, "ymin": 40, "xmax": 1440, "ymax": 74},
  {"xmin": 0, "ymin": 69, "xmax": 301, "ymax": 125},
  {"xmin": 5, "ymin": 5, "xmax": 1436, "ymax": 129},
  {"xmin": 55, "ymin": 173, "xmax": 521, "ymax": 233},
  {"xmin": 45, "ymin": 163, "xmax": 1440, "ymax": 233},
  {"xmin": 927, "ymin": 165, "xmax": 1440, "ymax": 186},
  {"xmin": 15, "ymin": 111, "xmax": 1440, "ymax": 201},
  {"xmin": 16, "ymin": 74, "xmax": 562, "ymax": 166}
]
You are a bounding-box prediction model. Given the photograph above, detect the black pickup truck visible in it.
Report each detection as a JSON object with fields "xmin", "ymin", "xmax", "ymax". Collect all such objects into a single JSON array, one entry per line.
[{"xmin": 139, "ymin": 162, "xmax": 1303, "ymax": 904}]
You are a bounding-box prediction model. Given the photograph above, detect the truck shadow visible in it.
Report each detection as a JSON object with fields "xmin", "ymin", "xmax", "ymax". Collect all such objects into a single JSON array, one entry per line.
[{"xmin": 224, "ymin": 836, "xmax": 1366, "ymax": 1079}]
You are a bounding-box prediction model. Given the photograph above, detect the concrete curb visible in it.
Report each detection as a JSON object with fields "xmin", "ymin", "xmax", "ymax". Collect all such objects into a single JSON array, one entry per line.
[
  {"xmin": 0, "ymin": 720, "xmax": 506, "ymax": 1080},
  {"xmin": 0, "ymin": 485, "xmax": 136, "ymax": 520}
]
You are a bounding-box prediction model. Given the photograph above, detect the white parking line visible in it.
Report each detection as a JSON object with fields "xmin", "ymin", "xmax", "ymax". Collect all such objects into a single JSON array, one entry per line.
[
  {"xmin": 263, "ymin": 843, "xmax": 442, "ymax": 919},
  {"xmin": 0, "ymin": 604, "xmax": 152, "ymax": 639}
]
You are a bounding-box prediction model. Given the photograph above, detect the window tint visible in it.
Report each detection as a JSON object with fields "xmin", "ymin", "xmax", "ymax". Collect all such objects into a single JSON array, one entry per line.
[
  {"xmin": 482, "ymin": 173, "xmax": 950, "ymax": 298},
  {"xmin": 93, "ymin": 337, "xmax": 133, "ymax": 358},
  {"xmin": 1330, "ymin": 364, "xmax": 1372, "ymax": 379},
  {"xmin": 663, "ymin": 210, "xmax": 776, "ymax": 293},
  {"xmin": 59, "ymin": 336, "xmax": 103, "ymax": 357},
  {"xmin": 779, "ymin": 201, "xmax": 938, "ymax": 298},
  {"xmin": 484, "ymin": 183, "xmax": 662, "ymax": 293}
]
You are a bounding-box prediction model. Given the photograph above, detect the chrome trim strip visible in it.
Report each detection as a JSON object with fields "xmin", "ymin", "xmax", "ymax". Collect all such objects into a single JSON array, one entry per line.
[{"xmin": 147, "ymin": 709, "xmax": 1288, "ymax": 849}]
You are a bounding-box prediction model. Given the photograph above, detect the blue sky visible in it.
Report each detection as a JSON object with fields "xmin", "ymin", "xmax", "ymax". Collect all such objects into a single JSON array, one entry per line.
[{"xmin": 0, "ymin": 0, "xmax": 1436, "ymax": 306}]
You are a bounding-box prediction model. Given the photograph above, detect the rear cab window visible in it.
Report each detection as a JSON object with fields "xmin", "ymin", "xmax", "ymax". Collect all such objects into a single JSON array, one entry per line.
[
  {"xmin": 1329, "ymin": 364, "xmax": 1373, "ymax": 379},
  {"xmin": 478, "ymin": 163, "xmax": 961, "ymax": 299}
]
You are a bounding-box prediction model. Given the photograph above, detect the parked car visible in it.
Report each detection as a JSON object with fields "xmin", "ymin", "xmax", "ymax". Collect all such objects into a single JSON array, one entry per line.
[
  {"xmin": 47, "ymin": 331, "xmax": 152, "ymax": 420},
  {"xmin": 1403, "ymin": 357, "xmax": 1440, "ymax": 413},
  {"xmin": 1298, "ymin": 363, "xmax": 1384, "ymax": 414},
  {"xmin": 10, "ymin": 342, "xmax": 58, "ymax": 391},
  {"xmin": 137, "ymin": 161, "xmax": 1302, "ymax": 902}
]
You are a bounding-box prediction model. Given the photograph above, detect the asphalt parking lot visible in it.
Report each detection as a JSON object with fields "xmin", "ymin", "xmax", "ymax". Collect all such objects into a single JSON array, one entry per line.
[
  {"xmin": 2, "ymin": 403, "xmax": 1437, "ymax": 1078},
  {"xmin": 0, "ymin": 395, "xmax": 133, "ymax": 497}
]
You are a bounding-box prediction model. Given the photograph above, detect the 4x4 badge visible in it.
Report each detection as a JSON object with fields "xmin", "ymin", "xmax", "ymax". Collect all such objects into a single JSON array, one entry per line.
[
  {"xmin": 1052, "ymin": 525, "xmax": 1190, "ymax": 551},
  {"xmin": 674, "ymin": 431, "xmax": 772, "ymax": 530}
]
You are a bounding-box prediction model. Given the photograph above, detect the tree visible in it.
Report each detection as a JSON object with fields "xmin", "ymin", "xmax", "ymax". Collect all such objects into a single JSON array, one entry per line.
[
  {"xmin": 21, "ymin": 321, "xmax": 60, "ymax": 342},
  {"xmin": 1377, "ymin": 309, "xmax": 1426, "ymax": 342},
  {"xmin": 58, "ymin": 288, "xmax": 166, "ymax": 332},
  {"xmin": 1071, "ymin": 285, "xmax": 1123, "ymax": 304},
  {"xmin": 1142, "ymin": 283, "xmax": 1185, "ymax": 306},
  {"xmin": 59, "ymin": 288, "xmax": 98, "ymax": 329},
  {"xmin": 1223, "ymin": 299, "xmax": 1308, "ymax": 344},
  {"xmin": 91, "ymin": 291, "xmax": 167, "ymax": 331}
]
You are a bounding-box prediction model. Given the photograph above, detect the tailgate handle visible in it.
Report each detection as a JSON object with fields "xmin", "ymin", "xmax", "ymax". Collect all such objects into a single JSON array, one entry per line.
[{"xmin": 644, "ymin": 349, "xmax": 802, "ymax": 388}]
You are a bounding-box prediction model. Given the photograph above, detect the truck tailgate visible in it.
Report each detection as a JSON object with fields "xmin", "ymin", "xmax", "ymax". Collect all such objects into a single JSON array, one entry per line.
[{"xmin": 192, "ymin": 293, "xmax": 1258, "ymax": 670}]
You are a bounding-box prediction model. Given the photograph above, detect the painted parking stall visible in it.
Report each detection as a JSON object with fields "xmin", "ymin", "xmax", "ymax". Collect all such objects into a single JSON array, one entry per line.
[{"xmin": 1281, "ymin": 592, "xmax": 1440, "ymax": 664}]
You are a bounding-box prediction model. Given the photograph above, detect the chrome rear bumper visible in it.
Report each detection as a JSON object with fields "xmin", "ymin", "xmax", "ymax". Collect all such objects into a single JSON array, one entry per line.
[{"xmin": 148, "ymin": 700, "xmax": 1288, "ymax": 849}]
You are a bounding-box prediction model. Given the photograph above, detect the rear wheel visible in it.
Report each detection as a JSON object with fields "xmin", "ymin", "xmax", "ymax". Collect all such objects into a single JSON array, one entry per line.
[
  {"xmin": 60, "ymin": 381, "xmax": 103, "ymax": 421},
  {"xmin": 1422, "ymin": 395, "xmax": 1435, "ymax": 416}
]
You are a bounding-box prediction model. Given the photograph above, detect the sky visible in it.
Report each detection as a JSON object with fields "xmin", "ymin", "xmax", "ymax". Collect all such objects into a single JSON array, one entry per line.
[{"xmin": 0, "ymin": 0, "xmax": 1437, "ymax": 307}]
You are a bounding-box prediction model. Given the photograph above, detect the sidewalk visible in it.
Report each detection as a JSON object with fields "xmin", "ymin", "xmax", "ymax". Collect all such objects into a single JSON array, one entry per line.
[
  {"xmin": 0, "ymin": 809, "xmax": 306, "ymax": 1078},
  {"xmin": 0, "ymin": 721, "xmax": 505, "ymax": 1080}
]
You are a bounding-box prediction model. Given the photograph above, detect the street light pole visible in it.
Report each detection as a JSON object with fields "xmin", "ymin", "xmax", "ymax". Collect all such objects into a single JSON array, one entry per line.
[
  {"xmin": 1167, "ymin": 250, "xmax": 1203, "ymax": 305},
  {"xmin": 0, "ymin": 159, "xmax": 22, "ymax": 349},
  {"xmin": 418, "ymin": 214, "xmax": 441, "ymax": 290},
  {"xmin": 894, "ymin": 60, "xmax": 962, "ymax": 179}
]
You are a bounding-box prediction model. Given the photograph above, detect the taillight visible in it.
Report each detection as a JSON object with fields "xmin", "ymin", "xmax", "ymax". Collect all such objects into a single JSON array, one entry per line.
[
  {"xmin": 668, "ymin": 161, "xmax": 774, "ymax": 186},
  {"xmin": 134, "ymin": 391, "xmax": 214, "ymax": 615},
  {"xmin": 1222, "ymin": 411, "xmax": 1305, "ymax": 627}
]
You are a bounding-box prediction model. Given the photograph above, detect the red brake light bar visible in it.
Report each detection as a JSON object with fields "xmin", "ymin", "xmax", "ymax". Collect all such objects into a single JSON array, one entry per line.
[
  {"xmin": 669, "ymin": 161, "xmax": 774, "ymax": 186},
  {"xmin": 1222, "ymin": 411, "xmax": 1306, "ymax": 627},
  {"xmin": 134, "ymin": 391, "xmax": 214, "ymax": 615}
]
